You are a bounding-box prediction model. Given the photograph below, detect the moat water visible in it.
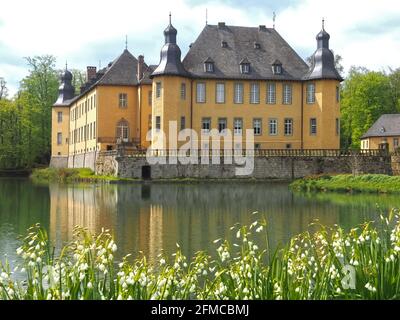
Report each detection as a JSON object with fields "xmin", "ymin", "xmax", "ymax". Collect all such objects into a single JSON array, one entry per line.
[{"xmin": 1, "ymin": 178, "xmax": 400, "ymax": 266}]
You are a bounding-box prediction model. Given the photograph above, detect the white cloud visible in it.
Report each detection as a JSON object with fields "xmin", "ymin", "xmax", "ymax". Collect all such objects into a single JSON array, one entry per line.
[{"xmin": 1, "ymin": 0, "xmax": 400, "ymax": 96}]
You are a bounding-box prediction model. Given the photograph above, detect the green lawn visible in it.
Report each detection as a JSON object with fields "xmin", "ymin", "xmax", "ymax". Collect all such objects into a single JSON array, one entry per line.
[{"xmin": 290, "ymin": 174, "xmax": 400, "ymax": 194}]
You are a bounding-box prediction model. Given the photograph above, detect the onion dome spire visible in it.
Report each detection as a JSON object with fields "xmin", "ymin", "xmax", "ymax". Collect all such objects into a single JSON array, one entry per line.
[
  {"xmin": 55, "ymin": 64, "xmax": 75, "ymax": 105},
  {"xmin": 151, "ymin": 13, "xmax": 189, "ymax": 77},
  {"xmin": 303, "ymin": 19, "xmax": 342, "ymax": 81}
]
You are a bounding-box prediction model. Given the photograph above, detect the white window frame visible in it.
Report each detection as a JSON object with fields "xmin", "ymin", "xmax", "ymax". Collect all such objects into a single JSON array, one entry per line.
[
  {"xmin": 156, "ymin": 82, "xmax": 162, "ymax": 98},
  {"xmin": 57, "ymin": 111, "xmax": 63, "ymax": 123},
  {"xmin": 216, "ymin": 83, "xmax": 225, "ymax": 104},
  {"xmin": 250, "ymin": 83, "xmax": 260, "ymax": 104},
  {"xmin": 57, "ymin": 132, "xmax": 62, "ymax": 145},
  {"xmin": 310, "ymin": 118, "xmax": 317, "ymax": 135},
  {"xmin": 234, "ymin": 83, "xmax": 244, "ymax": 104},
  {"xmin": 253, "ymin": 118, "xmax": 262, "ymax": 135},
  {"xmin": 119, "ymin": 93, "xmax": 128, "ymax": 108},
  {"xmin": 269, "ymin": 118, "xmax": 278, "ymax": 136},
  {"xmin": 196, "ymin": 82, "xmax": 206, "ymax": 103},
  {"xmin": 234, "ymin": 118, "xmax": 243, "ymax": 135},
  {"xmin": 283, "ymin": 84, "xmax": 292, "ymax": 105},
  {"xmin": 284, "ymin": 118, "xmax": 293, "ymax": 136},
  {"xmin": 201, "ymin": 118, "xmax": 211, "ymax": 134},
  {"xmin": 306, "ymin": 83, "xmax": 315, "ymax": 104},
  {"xmin": 267, "ymin": 83, "xmax": 276, "ymax": 104}
]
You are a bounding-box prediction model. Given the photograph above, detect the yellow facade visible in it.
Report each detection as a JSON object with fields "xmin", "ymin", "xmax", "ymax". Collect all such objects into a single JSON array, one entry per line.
[
  {"xmin": 361, "ymin": 136, "xmax": 400, "ymax": 152},
  {"xmin": 51, "ymin": 106, "xmax": 70, "ymax": 156},
  {"xmin": 152, "ymin": 77, "xmax": 341, "ymax": 149}
]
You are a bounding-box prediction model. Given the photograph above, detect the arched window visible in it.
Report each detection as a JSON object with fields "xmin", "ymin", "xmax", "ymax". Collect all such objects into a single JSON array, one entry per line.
[{"xmin": 116, "ymin": 119, "xmax": 129, "ymax": 142}]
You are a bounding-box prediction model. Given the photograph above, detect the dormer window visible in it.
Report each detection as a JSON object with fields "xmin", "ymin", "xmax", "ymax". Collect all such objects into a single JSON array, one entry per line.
[
  {"xmin": 380, "ymin": 127, "xmax": 386, "ymax": 133},
  {"xmin": 240, "ymin": 58, "xmax": 251, "ymax": 74},
  {"xmin": 204, "ymin": 57, "xmax": 214, "ymax": 73},
  {"xmin": 221, "ymin": 41, "xmax": 228, "ymax": 48},
  {"xmin": 254, "ymin": 42, "xmax": 261, "ymax": 49},
  {"xmin": 272, "ymin": 60, "xmax": 283, "ymax": 75}
]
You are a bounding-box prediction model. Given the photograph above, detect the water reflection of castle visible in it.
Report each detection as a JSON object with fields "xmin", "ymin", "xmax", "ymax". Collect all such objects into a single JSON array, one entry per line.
[{"xmin": 49, "ymin": 183, "xmax": 365, "ymax": 263}]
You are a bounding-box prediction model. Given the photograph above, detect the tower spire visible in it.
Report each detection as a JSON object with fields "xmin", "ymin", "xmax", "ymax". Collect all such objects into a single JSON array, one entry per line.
[
  {"xmin": 273, "ymin": 11, "xmax": 276, "ymax": 29},
  {"xmin": 206, "ymin": 8, "xmax": 208, "ymax": 25},
  {"xmin": 169, "ymin": 12, "xmax": 172, "ymax": 25},
  {"xmin": 322, "ymin": 17, "xmax": 325, "ymax": 30},
  {"xmin": 65, "ymin": 61, "xmax": 68, "ymax": 70},
  {"xmin": 125, "ymin": 35, "xmax": 128, "ymax": 50}
]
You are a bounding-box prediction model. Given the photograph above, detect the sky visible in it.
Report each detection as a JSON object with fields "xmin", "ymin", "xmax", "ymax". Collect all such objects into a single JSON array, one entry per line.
[{"xmin": 1, "ymin": 0, "xmax": 400, "ymax": 96}]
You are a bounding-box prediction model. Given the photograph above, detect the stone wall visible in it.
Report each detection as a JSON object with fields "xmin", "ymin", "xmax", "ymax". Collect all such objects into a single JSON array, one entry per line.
[
  {"xmin": 95, "ymin": 154, "xmax": 394, "ymax": 179},
  {"xmin": 49, "ymin": 156, "xmax": 68, "ymax": 168},
  {"xmin": 67, "ymin": 152, "xmax": 98, "ymax": 171}
]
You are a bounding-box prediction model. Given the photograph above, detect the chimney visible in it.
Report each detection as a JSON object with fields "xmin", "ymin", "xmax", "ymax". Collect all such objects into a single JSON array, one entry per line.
[
  {"xmin": 218, "ymin": 22, "xmax": 226, "ymax": 29},
  {"xmin": 86, "ymin": 66, "xmax": 97, "ymax": 82},
  {"xmin": 137, "ymin": 55, "xmax": 144, "ymax": 81},
  {"xmin": 259, "ymin": 25, "xmax": 266, "ymax": 31}
]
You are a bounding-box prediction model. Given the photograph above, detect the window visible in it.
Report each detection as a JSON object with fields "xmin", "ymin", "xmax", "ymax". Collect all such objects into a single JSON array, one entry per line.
[
  {"xmin": 306, "ymin": 83, "xmax": 315, "ymax": 104},
  {"xmin": 201, "ymin": 118, "xmax": 211, "ymax": 134},
  {"xmin": 90, "ymin": 123, "xmax": 92, "ymax": 140},
  {"xmin": 240, "ymin": 63, "xmax": 250, "ymax": 74},
  {"xmin": 218, "ymin": 118, "xmax": 227, "ymax": 134},
  {"xmin": 253, "ymin": 118, "xmax": 262, "ymax": 135},
  {"xmin": 57, "ymin": 111, "xmax": 63, "ymax": 123},
  {"xmin": 284, "ymin": 118, "xmax": 293, "ymax": 136},
  {"xmin": 148, "ymin": 114, "xmax": 152, "ymax": 131},
  {"xmin": 216, "ymin": 83, "xmax": 225, "ymax": 103},
  {"xmin": 267, "ymin": 83, "xmax": 276, "ymax": 104},
  {"xmin": 269, "ymin": 119, "xmax": 278, "ymax": 135},
  {"xmin": 116, "ymin": 120, "xmax": 129, "ymax": 142},
  {"xmin": 310, "ymin": 118, "xmax": 317, "ymax": 135},
  {"xmin": 286, "ymin": 143, "xmax": 292, "ymax": 149},
  {"xmin": 57, "ymin": 132, "xmax": 62, "ymax": 145},
  {"xmin": 155, "ymin": 116, "xmax": 161, "ymax": 131},
  {"xmin": 148, "ymin": 91, "xmax": 152, "ymax": 106},
  {"xmin": 336, "ymin": 118, "xmax": 340, "ymax": 136},
  {"xmin": 336, "ymin": 86, "xmax": 340, "ymax": 102},
  {"xmin": 156, "ymin": 82, "xmax": 162, "ymax": 98},
  {"xmin": 283, "ymin": 84, "xmax": 292, "ymax": 104},
  {"xmin": 93, "ymin": 122, "xmax": 96, "ymax": 139},
  {"xmin": 196, "ymin": 82, "xmax": 206, "ymax": 103},
  {"xmin": 180, "ymin": 116, "xmax": 186, "ymax": 131},
  {"xmin": 119, "ymin": 93, "xmax": 128, "ymax": 108},
  {"xmin": 234, "ymin": 118, "xmax": 243, "ymax": 135},
  {"xmin": 394, "ymin": 138, "xmax": 399, "ymax": 149},
  {"xmin": 234, "ymin": 83, "xmax": 244, "ymax": 104},
  {"xmin": 205, "ymin": 61, "xmax": 214, "ymax": 73},
  {"xmin": 180, "ymin": 83, "xmax": 186, "ymax": 100},
  {"xmin": 250, "ymin": 83, "xmax": 260, "ymax": 104}
]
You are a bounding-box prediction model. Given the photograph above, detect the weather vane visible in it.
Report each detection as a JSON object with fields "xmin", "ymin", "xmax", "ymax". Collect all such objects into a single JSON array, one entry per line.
[{"xmin": 273, "ymin": 11, "xmax": 276, "ymax": 29}]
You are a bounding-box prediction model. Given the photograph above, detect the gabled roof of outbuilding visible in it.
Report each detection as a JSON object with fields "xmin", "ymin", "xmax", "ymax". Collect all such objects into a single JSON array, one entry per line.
[
  {"xmin": 182, "ymin": 24, "xmax": 309, "ymax": 80},
  {"xmin": 361, "ymin": 114, "xmax": 400, "ymax": 139}
]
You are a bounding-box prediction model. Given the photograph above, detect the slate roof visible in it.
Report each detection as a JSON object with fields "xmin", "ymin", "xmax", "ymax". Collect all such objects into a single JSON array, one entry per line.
[
  {"xmin": 182, "ymin": 24, "xmax": 309, "ymax": 80},
  {"xmin": 97, "ymin": 49, "xmax": 140, "ymax": 86},
  {"xmin": 361, "ymin": 114, "xmax": 400, "ymax": 139},
  {"xmin": 55, "ymin": 49, "xmax": 152, "ymax": 107}
]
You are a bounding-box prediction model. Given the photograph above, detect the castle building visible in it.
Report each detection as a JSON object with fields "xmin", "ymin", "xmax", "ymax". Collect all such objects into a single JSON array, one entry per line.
[
  {"xmin": 361, "ymin": 114, "xmax": 400, "ymax": 151},
  {"xmin": 51, "ymin": 17, "xmax": 342, "ymax": 168}
]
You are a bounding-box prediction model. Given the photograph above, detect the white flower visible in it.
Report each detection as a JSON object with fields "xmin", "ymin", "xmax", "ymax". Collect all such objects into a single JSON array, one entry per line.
[
  {"xmin": 111, "ymin": 243, "xmax": 118, "ymax": 252},
  {"xmin": 16, "ymin": 247, "xmax": 23, "ymax": 255},
  {"xmin": 236, "ymin": 230, "xmax": 241, "ymax": 239},
  {"xmin": 87, "ymin": 282, "xmax": 93, "ymax": 289},
  {"xmin": 256, "ymin": 226, "xmax": 263, "ymax": 233},
  {"xmin": 160, "ymin": 258, "xmax": 166, "ymax": 266}
]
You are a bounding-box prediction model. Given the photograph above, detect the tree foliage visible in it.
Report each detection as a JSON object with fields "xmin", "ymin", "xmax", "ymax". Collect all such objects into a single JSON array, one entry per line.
[
  {"xmin": 0, "ymin": 56, "xmax": 58, "ymax": 169},
  {"xmin": 340, "ymin": 67, "xmax": 400, "ymax": 149}
]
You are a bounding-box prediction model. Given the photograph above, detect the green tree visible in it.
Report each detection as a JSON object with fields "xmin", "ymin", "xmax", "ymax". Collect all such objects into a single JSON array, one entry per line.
[{"xmin": 340, "ymin": 67, "xmax": 394, "ymax": 149}]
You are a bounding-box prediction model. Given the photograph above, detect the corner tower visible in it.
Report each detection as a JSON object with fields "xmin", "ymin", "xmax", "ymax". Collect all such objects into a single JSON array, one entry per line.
[
  {"xmin": 150, "ymin": 14, "xmax": 191, "ymax": 150},
  {"xmin": 51, "ymin": 66, "xmax": 75, "ymax": 167},
  {"xmin": 303, "ymin": 20, "xmax": 342, "ymax": 149}
]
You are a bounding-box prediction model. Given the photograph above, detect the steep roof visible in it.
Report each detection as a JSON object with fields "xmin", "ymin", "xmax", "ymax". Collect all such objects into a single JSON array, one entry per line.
[
  {"xmin": 97, "ymin": 49, "xmax": 140, "ymax": 86},
  {"xmin": 182, "ymin": 24, "xmax": 309, "ymax": 80},
  {"xmin": 361, "ymin": 114, "xmax": 400, "ymax": 139}
]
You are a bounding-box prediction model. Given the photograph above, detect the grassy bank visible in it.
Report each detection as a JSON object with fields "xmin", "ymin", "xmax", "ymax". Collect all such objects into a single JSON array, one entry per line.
[
  {"xmin": 30, "ymin": 168, "xmax": 136, "ymax": 183},
  {"xmin": 1, "ymin": 211, "xmax": 400, "ymax": 300},
  {"xmin": 290, "ymin": 174, "xmax": 400, "ymax": 194}
]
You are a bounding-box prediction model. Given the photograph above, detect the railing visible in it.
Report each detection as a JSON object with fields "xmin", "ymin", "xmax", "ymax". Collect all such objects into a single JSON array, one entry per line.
[
  {"xmin": 97, "ymin": 137, "xmax": 140, "ymax": 145},
  {"xmin": 97, "ymin": 149, "xmax": 392, "ymax": 158}
]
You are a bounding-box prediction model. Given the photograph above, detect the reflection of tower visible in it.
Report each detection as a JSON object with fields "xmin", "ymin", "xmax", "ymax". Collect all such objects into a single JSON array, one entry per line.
[
  {"xmin": 148, "ymin": 204, "xmax": 163, "ymax": 263},
  {"xmin": 49, "ymin": 184, "xmax": 116, "ymax": 246}
]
